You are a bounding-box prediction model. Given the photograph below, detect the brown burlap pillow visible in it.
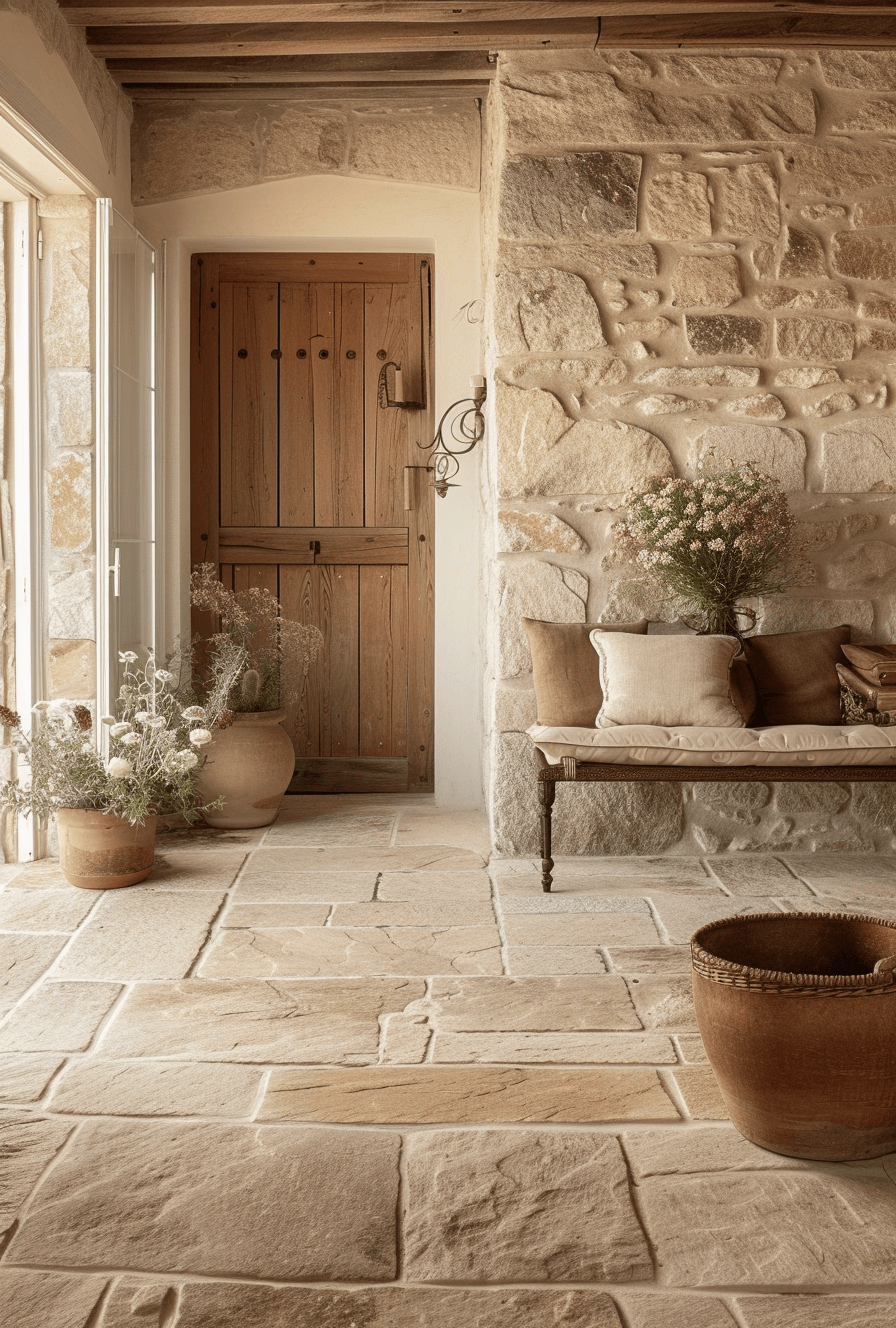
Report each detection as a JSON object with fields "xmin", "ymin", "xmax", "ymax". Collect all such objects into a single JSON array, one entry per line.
[
  {"xmin": 730, "ymin": 656, "xmax": 757, "ymax": 725},
  {"xmin": 522, "ymin": 618, "xmax": 648, "ymax": 727},
  {"xmin": 742, "ymin": 624, "xmax": 852, "ymax": 726}
]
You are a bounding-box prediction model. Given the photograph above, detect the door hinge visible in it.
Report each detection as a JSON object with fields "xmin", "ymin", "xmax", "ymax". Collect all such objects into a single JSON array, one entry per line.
[{"xmin": 36, "ymin": 229, "xmax": 43, "ymax": 261}]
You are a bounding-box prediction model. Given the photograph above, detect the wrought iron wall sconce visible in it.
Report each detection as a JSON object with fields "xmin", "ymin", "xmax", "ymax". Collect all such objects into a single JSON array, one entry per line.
[
  {"xmin": 377, "ymin": 360, "xmax": 425, "ymax": 410},
  {"xmin": 419, "ymin": 376, "xmax": 487, "ymax": 497}
]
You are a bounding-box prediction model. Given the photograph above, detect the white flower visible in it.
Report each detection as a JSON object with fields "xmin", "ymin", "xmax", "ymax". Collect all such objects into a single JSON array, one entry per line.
[
  {"xmin": 181, "ymin": 706, "xmax": 207, "ymax": 721},
  {"xmin": 708, "ymin": 538, "xmax": 726, "ymax": 552},
  {"xmin": 189, "ymin": 727, "xmax": 213, "ymax": 747},
  {"xmin": 143, "ymin": 716, "xmax": 166, "ymax": 729},
  {"xmin": 136, "ymin": 711, "xmax": 151, "ymax": 723},
  {"xmin": 31, "ymin": 702, "xmax": 50, "ymax": 713},
  {"xmin": 110, "ymin": 722, "xmax": 131, "ymax": 739},
  {"xmin": 154, "ymin": 669, "xmax": 174, "ymax": 683},
  {"xmin": 120, "ymin": 732, "xmax": 141, "ymax": 746},
  {"xmin": 106, "ymin": 757, "xmax": 132, "ymax": 778},
  {"xmin": 100, "ymin": 715, "xmax": 116, "ymax": 726},
  {"xmin": 118, "ymin": 651, "xmax": 138, "ymax": 664},
  {"xmin": 173, "ymin": 750, "xmax": 199, "ymax": 770},
  {"xmin": 81, "ymin": 742, "xmax": 94, "ymax": 755}
]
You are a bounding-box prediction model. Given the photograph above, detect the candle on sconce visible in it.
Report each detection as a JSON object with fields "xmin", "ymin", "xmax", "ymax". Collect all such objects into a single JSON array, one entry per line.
[
  {"xmin": 394, "ymin": 367, "xmax": 404, "ymax": 402},
  {"xmin": 470, "ymin": 375, "xmax": 486, "ymax": 390}
]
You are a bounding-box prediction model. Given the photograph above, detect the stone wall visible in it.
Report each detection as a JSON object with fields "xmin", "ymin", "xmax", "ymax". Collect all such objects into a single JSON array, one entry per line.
[
  {"xmin": 131, "ymin": 96, "xmax": 481, "ymax": 205},
  {"xmin": 486, "ymin": 48, "xmax": 896, "ymax": 857},
  {"xmin": 40, "ymin": 196, "xmax": 96, "ymax": 706}
]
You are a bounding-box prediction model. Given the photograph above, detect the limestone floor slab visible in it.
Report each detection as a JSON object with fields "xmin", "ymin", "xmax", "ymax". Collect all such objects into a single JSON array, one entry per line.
[
  {"xmin": 8, "ymin": 1119, "xmax": 401, "ymax": 1280},
  {"xmin": 248, "ymin": 845, "xmax": 487, "ymax": 872},
  {"xmin": 427, "ymin": 975, "xmax": 642, "ymax": 1030},
  {"xmin": 626, "ymin": 977, "xmax": 698, "ymax": 1030},
  {"xmin": 672, "ymin": 1066, "xmax": 729, "ymax": 1119},
  {"xmin": 404, "ymin": 1128, "xmax": 653, "ymax": 1283},
  {"xmin": 622, "ymin": 1125, "xmax": 817, "ymax": 1179},
  {"xmin": 0, "ymin": 1270, "xmax": 109, "ymax": 1328},
  {"xmin": 503, "ymin": 914, "xmax": 661, "ymax": 946},
  {"xmin": 639, "ymin": 1169, "xmax": 896, "ymax": 1284},
  {"xmin": 330, "ymin": 900, "xmax": 497, "ymax": 926},
  {"xmin": 0, "ymin": 889, "xmax": 97, "ymax": 932},
  {"xmin": 607, "ymin": 945, "xmax": 692, "ymax": 973},
  {"xmin": 617, "ymin": 1293, "xmax": 738, "ymax": 1328},
  {"xmin": 0, "ymin": 933, "xmax": 69, "ymax": 1017},
  {"xmin": 138, "ymin": 850, "xmax": 248, "ymax": 892},
  {"xmin": 260, "ymin": 1065, "xmax": 679, "ymax": 1122},
  {"xmin": 219, "ymin": 902, "xmax": 331, "ymax": 928},
  {"xmin": 1, "ymin": 1113, "xmax": 74, "ymax": 1238},
  {"xmin": 199, "ymin": 925, "xmax": 503, "ymax": 977},
  {"xmin": 507, "ymin": 945, "xmax": 607, "ymax": 974},
  {"xmin": 432, "ymin": 1031, "xmax": 678, "ymax": 1065},
  {"xmin": 675, "ymin": 1033, "xmax": 709, "ymax": 1063},
  {"xmin": 0, "ymin": 1054, "xmax": 65, "ymax": 1102},
  {"xmin": 263, "ymin": 814, "xmax": 396, "ymax": 846},
  {"xmin": 51, "ymin": 890, "xmax": 226, "ymax": 981},
  {"xmin": 501, "ymin": 894, "xmax": 651, "ymax": 913},
  {"xmin": 649, "ymin": 894, "xmax": 777, "ymax": 945},
  {"xmin": 47, "ymin": 1060, "xmax": 265, "ymax": 1117},
  {"xmin": 393, "ymin": 810, "xmax": 493, "ymax": 855},
  {"xmin": 377, "ymin": 869, "xmax": 493, "ymax": 900},
  {"xmin": 704, "ymin": 856, "xmax": 810, "ymax": 897},
  {"xmin": 97, "ymin": 977, "xmax": 423, "ymax": 1063},
  {"xmin": 0, "ymin": 982, "xmax": 122, "ymax": 1053},
  {"xmin": 232, "ymin": 870, "xmax": 378, "ymax": 901},
  {"xmin": 735, "ymin": 1294, "xmax": 896, "ymax": 1327},
  {"xmin": 105, "ymin": 1283, "xmax": 627, "ymax": 1328},
  {"xmin": 782, "ymin": 854, "xmax": 896, "ymax": 893}
]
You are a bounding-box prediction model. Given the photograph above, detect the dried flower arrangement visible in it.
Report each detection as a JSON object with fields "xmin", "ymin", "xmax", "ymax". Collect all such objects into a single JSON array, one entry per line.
[
  {"xmin": 615, "ymin": 463, "xmax": 796, "ymax": 637},
  {"xmin": 190, "ymin": 563, "xmax": 324, "ymax": 716},
  {"xmin": 0, "ymin": 651, "xmax": 221, "ymax": 826}
]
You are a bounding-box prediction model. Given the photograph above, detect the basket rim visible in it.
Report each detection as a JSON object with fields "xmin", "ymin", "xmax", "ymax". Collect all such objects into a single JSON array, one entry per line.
[{"xmin": 691, "ymin": 910, "xmax": 896, "ymax": 989}]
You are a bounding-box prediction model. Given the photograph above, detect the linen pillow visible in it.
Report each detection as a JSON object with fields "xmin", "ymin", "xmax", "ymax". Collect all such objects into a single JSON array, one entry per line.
[
  {"xmin": 730, "ymin": 656, "xmax": 757, "ymax": 725},
  {"xmin": 590, "ymin": 632, "xmax": 744, "ymax": 729},
  {"xmin": 522, "ymin": 618, "xmax": 648, "ymax": 727},
  {"xmin": 742, "ymin": 624, "xmax": 851, "ymax": 726}
]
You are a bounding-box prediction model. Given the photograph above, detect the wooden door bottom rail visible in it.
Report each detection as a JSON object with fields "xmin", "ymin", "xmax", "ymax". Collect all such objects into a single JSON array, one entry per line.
[{"xmin": 534, "ymin": 751, "xmax": 896, "ymax": 893}]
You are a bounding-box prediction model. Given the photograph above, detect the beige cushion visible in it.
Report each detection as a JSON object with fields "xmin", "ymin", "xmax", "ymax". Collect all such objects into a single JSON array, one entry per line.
[
  {"xmin": 742, "ymin": 625, "xmax": 851, "ymax": 726},
  {"xmin": 522, "ymin": 618, "xmax": 648, "ymax": 727},
  {"xmin": 591, "ymin": 632, "xmax": 744, "ymax": 729},
  {"xmin": 730, "ymin": 656, "xmax": 757, "ymax": 725}
]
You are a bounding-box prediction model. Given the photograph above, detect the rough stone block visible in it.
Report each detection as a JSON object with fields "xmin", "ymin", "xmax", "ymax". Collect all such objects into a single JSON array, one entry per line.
[
  {"xmin": 496, "ymin": 558, "xmax": 586, "ymax": 678},
  {"xmin": 639, "ymin": 394, "xmax": 715, "ymax": 416},
  {"xmin": 818, "ymin": 50, "xmax": 896, "ymax": 88},
  {"xmin": 736, "ymin": 1295, "xmax": 896, "ymax": 1327},
  {"xmin": 499, "ymin": 239, "xmax": 658, "ymax": 279},
  {"xmin": 404, "ymin": 1128, "xmax": 653, "ymax": 1282},
  {"xmin": 672, "ymin": 254, "xmax": 740, "ymax": 308},
  {"xmin": 686, "ymin": 315, "xmax": 766, "ymax": 356},
  {"xmin": 496, "ymin": 381, "xmax": 672, "ymax": 499},
  {"xmin": 776, "ymin": 318, "xmax": 854, "ymax": 361},
  {"xmin": 833, "ymin": 233, "xmax": 896, "ymax": 281},
  {"xmin": 498, "ymin": 510, "xmax": 586, "ymax": 554},
  {"xmin": 499, "ymin": 152, "xmax": 640, "ymax": 240},
  {"xmin": 638, "ymin": 365, "xmax": 759, "ymax": 388},
  {"xmin": 8, "ymin": 1119, "xmax": 400, "ymax": 1280},
  {"xmin": 827, "ymin": 539, "xmax": 896, "ymax": 591},
  {"xmin": 724, "ymin": 394, "xmax": 785, "ymax": 421},
  {"xmin": 132, "ymin": 103, "xmax": 260, "ymax": 204},
  {"xmin": 776, "ymin": 366, "xmax": 839, "ymax": 388},
  {"xmin": 639, "ymin": 1169, "xmax": 896, "ymax": 1284},
  {"xmin": 0, "ymin": 1270, "xmax": 108, "ymax": 1328},
  {"xmin": 351, "ymin": 103, "xmax": 480, "ymax": 187},
  {"xmin": 47, "ymin": 566, "xmax": 95, "ymax": 640},
  {"xmin": 505, "ymin": 352, "xmax": 628, "ymax": 393},
  {"xmin": 644, "ymin": 172, "xmax": 711, "ymax": 240},
  {"xmin": 687, "ymin": 424, "xmax": 806, "ymax": 490},
  {"xmin": 786, "ymin": 146, "xmax": 896, "ymax": 201},
  {"xmin": 45, "ymin": 370, "xmax": 92, "ymax": 450},
  {"xmin": 48, "ymin": 451, "xmax": 92, "ymax": 550},
  {"xmin": 820, "ymin": 419, "xmax": 896, "ymax": 492},
  {"xmin": 496, "ymin": 268, "xmax": 605, "ymax": 355},
  {"xmin": 48, "ymin": 638, "xmax": 96, "ymax": 700},
  {"xmin": 661, "ymin": 54, "xmax": 782, "ymax": 86},
  {"xmin": 779, "ymin": 228, "xmax": 827, "ymax": 279},
  {"xmin": 753, "ymin": 595, "xmax": 874, "ymax": 635},
  {"xmin": 263, "ymin": 107, "xmax": 347, "ymax": 178},
  {"xmin": 855, "ymin": 199, "xmax": 896, "ymax": 228},
  {"xmin": 618, "ymin": 1292, "xmax": 738, "ymax": 1328},
  {"xmin": 500, "ymin": 66, "xmax": 814, "ymax": 150},
  {"xmin": 758, "ymin": 284, "xmax": 850, "ymax": 311},
  {"xmin": 98, "ymin": 977, "xmax": 423, "ymax": 1064},
  {"xmin": 713, "ymin": 162, "xmax": 780, "ymax": 240}
]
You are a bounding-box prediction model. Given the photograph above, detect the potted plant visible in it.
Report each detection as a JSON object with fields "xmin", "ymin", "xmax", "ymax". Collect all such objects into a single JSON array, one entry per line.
[
  {"xmin": 0, "ymin": 651, "xmax": 219, "ymax": 890},
  {"xmin": 189, "ymin": 564, "xmax": 324, "ymax": 827},
  {"xmin": 616, "ymin": 462, "xmax": 796, "ymax": 638}
]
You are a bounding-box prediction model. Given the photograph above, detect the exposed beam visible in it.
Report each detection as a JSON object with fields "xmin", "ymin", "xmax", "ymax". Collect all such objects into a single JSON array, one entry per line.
[
  {"xmin": 105, "ymin": 52, "xmax": 495, "ymax": 84},
  {"xmin": 599, "ymin": 10, "xmax": 896, "ymax": 44},
  {"xmin": 125, "ymin": 81, "xmax": 491, "ymax": 99},
  {"xmin": 86, "ymin": 18, "xmax": 601, "ymax": 56},
  {"xmin": 60, "ymin": 1, "xmax": 896, "ymax": 24}
]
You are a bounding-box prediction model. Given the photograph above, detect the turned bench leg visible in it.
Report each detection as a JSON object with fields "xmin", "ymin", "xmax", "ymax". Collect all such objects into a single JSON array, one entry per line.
[{"xmin": 538, "ymin": 779, "xmax": 556, "ymax": 892}]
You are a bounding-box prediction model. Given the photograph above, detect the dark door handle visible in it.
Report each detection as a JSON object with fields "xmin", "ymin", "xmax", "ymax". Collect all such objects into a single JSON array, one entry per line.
[{"xmin": 309, "ymin": 540, "xmax": 321, "ymax": 557}]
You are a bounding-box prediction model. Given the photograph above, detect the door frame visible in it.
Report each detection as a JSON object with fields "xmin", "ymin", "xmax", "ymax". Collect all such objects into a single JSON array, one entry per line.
[{"xmin": 189, "ymin": 250, "xmax": 436, "ymax": 791}]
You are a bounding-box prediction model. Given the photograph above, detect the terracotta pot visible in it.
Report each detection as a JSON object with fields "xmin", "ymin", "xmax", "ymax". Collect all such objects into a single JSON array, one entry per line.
[
  {"xmin": 692, "ymin": 911, "xmax": 896, "ymax": 1161},
  {"xmin": 56, "ymin": 808, "xmax": 157, "ymax": 890},
  {"xmin": 196, "ymin": 708, "xmax": 295, "ymax": 828}
]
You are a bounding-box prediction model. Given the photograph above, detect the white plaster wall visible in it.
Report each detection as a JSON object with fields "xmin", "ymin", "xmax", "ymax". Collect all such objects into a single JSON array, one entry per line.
[{"xmin": 136, "ymin": 175, "xmax": 485, "ymax": 809}]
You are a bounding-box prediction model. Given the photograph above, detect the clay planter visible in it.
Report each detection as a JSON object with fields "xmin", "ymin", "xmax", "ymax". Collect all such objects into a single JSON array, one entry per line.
[
  {"xmin": 56, "ymin": 808, "xmax": 157, "ymax": 890},
  {"xmin": 196, "ymin": 708, "xmax": 295, "ymax": 829},
  {"xmin": 692, "ymin": 911, "xmax": 896, "ymax": 1161}
]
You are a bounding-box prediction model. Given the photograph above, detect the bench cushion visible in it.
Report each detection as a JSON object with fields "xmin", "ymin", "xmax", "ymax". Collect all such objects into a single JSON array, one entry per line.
[{"xmin": 528, "ymin": 722, "xmax": 896, "ymax": 768}]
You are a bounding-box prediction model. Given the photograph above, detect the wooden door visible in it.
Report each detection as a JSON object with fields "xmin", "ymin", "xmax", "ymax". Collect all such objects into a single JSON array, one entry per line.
[{"xmin": 190, "ymin": 252, "xmax": 435, "ymax": 793}]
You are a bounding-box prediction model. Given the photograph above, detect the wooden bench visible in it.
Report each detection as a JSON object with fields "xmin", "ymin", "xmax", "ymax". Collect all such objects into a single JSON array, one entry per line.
[{"xmin": 535, "ymin": 748, "xmax": 896, "ymax": 893}]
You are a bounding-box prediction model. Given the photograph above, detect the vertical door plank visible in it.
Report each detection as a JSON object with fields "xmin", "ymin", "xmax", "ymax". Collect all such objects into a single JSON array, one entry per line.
[
  {"xmin": 358, "ymin": 565, "xmax": 392, "ymax": 756},
  {"xmin": 364, "ymin": 283, "xmax": 409, "ymax": 528},
  {"xmin": 325, "ymin": 565, "xmax": 360, "ymax": 757},
  {"xmin": 280, "ymin": 565, "xmax": 320, "ymax": 758},
  {"xmin": 333, "ymin": 284, "xmax": 365, "ymax": 526},
  {"xmin": 220, "ymin": 283, "xmax": 279, "ymax": 527},
  {"xmin": 190, "ymin": 254, "xmax": 220, "ymax": 661},
  {"xmin": 279, "ymin": 284, "xmax": 314, "ymax": 527},
  {"xmin": 390, "ymin": 565, "xmax": 408, "ymax": 757},
  {"xmin": 310, "ymin": 283, "xmax": 336, "ymax": 525}
]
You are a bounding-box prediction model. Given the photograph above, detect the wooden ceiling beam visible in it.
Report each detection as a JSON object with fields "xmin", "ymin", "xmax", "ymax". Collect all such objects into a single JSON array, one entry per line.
[
  {"xmin": 60, "ymin": 1, "xmax": 896, "ymax": 25},
  {"xmin": 85, "ymin": 18, "xmax": 601, "ymax": 57},
  {"xmin": 124, "ymin": 82, "xmax": 491, "ymax": 99},
  {"xmin": 105, "ymin": 52, "xmax": 495, "ymax": 84},
  {"xmin": 598, "ymin": 10, "xmax": 896, "ymax": 44}
]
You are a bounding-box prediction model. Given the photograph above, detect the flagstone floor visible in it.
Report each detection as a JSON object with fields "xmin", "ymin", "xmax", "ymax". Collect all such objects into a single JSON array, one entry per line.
[{"xmin": 2, "ymin": 794, "xmax": 896, "ymax": 1326}]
